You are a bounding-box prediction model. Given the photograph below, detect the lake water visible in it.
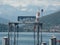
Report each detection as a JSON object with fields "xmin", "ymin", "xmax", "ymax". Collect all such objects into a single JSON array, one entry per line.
[{"xmin": 0, "ymin": 32, "xmax": 60, "ymax": 45}]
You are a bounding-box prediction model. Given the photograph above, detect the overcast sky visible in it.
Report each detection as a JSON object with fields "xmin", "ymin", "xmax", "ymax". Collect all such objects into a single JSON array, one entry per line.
[
  {"xmin": 0, "ymin": 0, "xmax": 60, "ymax": 11},
  {"xmin": 0, "ymin": 0, "xmax": 60, "ymax": 21}
]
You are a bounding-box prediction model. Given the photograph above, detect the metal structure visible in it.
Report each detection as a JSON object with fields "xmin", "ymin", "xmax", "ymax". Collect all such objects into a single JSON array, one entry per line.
[
  {"xmin": 8, "ymin": 22, "xmax": 43, "ymax": 45},
  {"xmin": 18, "ymin": 16, "xmax": 36, "ymax": 45},
  {"xmin": 17, "ymin": 9, "xmax": 43, "ymax": 45},
  {"xmin": 8, "ymin": 22, "xmax": 19, "ymax": 45},
  {"xmin": 8, "ymin": 9, "xmax": 44, "ymax": 45}
]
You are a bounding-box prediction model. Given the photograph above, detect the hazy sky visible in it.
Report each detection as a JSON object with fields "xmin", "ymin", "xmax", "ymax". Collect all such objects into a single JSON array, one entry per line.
[
  {"xmin": 0, "ymin": 0, "xmax": 60, "ymax": 11},
  {"xmin": 0, "ymin": 0, "xmax": 60, "ymax": 21}
]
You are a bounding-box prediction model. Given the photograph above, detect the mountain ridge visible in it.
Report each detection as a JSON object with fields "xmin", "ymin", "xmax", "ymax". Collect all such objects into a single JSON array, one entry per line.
[
  {"xmin": 40, "ymin": 11, "xmax": 60, "ymax": 29},
  {"xmin": 0, "ymin": 17, "xmax": 9, "ymax": 24}
]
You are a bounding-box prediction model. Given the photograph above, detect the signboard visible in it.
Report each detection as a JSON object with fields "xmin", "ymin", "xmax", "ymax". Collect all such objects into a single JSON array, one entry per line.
[{"xmin": 18, "ymin": 16, "xmax": 36, "ymax": 22}]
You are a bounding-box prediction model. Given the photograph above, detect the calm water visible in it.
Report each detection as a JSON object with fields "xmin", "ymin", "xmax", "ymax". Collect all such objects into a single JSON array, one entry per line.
[{"xmin": 0, "ymin": 32, "xmax": 60, "ymax": 45}]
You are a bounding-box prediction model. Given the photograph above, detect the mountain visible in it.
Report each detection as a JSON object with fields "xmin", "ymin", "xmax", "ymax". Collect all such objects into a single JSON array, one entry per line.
[
  {"xmin": 0, "ymin": 24, "xmax": 8, "ymax": 32},
  {"xmin": 40, "ymin": 11, "xmax": 60, "ymax": 29},
  {"xmin": 0, "ymin": 11, "xmax": 60, "ymax": 32},
  {"xmin": 0, "ymin": 5, "xmax": 21, "ymax": 21},
  {"xmin": 15, "ymin": 11, "xmax": 60, "ymax": 32},
  {"xmin": 0, "ymin": 17, "xmax": 9, "ymax": 24},
  {"xmin": 0, "ymin": 4, "xmax": 60, "ymax": 32},
  {"xmin": 20, "ymin": 11, "xmax": 60, "ymax": 31},
  {"xmin": 0, "ymin": 17, "xmax": 9, "ymax": 32}
]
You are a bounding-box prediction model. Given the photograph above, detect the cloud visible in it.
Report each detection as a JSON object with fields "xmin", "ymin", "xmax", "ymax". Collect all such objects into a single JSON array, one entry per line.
[
  {"xmin": 0, "ymin": 0, "xmax": 60, "ymax": 7},
  {"xmin": 0, "ymin": 11, "xmax": 2, "ymax": 14},
  {"xmin": 1, "ymin": 0, "xmax": 30, "ymax": 8},
  {"xmin": 0, "ymin": 0, "xmax": 60, "ymax": 21},
  {"xmin": 20, "ymin": 8, "xmax": 28, "ymax": 11},
  {"xmin": 52, "ymin": 1, "xmax": 60, "ymax": 6},
  {"xmin": 0, "ymin": 0, "xmax": 60, "ymax": 12},
  {"xmin": 0, "ymin": 0, "xmax": 49, "ymax": 7}
]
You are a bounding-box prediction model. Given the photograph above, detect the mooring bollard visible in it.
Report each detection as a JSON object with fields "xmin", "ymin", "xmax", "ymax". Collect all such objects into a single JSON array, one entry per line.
[
  {"xmin": 41, "ymin": 42, "xmax": 47, "ymax": 45},
  {"xmin": 2, "ymin": 37, "xmax": 9, "ymax": 45},
  {"xmin": 49, "ymin": 35, "xmax": 57, "ymax": 45}
]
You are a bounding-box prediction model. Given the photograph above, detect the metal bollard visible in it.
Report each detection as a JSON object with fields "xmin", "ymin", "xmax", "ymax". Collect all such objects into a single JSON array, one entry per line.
[
  {"xmin": 49, "ymin": 35, "xmax": 57, "ymax": 45},
  {"xmin": 2, "ymin": 37, "xmax": 9, "ymax": 45},
  {"xmin": 41, "ymin": 42, "xmax": 47, "ymax": 45}
]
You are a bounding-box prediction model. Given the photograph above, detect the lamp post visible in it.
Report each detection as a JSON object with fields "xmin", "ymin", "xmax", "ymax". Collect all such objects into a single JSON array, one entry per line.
[{"xmin": 40, "ymin": 9, "xmax": 43, "ymax": 45}]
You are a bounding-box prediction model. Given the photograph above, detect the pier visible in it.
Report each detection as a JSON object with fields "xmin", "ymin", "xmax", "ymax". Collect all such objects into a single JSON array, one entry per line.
[{"xmin": 2, "ymin": 9, "xmax": 60, "ymax": 45}]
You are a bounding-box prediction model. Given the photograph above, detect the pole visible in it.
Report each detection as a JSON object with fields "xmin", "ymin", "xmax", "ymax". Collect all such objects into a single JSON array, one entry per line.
[
  {"xmin": 8, "ymin": 23, "xmax": 10, "ymax": 45},
  {"xmin": 34, "ymin": 25, "xmax": 36, "ymax": 45},
  {"xmin": 37, "ymin": 23, "xmax": 39, "ymax": 45},
  {"xmin": 34, "ymin": 28, "xmax": 35, "ymax": 45},
  {"xmin": 40, "ymin": 9, "xmax": 43, "ymax": 45},
  {"xmin": 14, "ymin": 23, "xmax": 19, "ymax": 45},
  {"xmin": 10, "ymin": 24, "xmax": 13, "ymax": 45},
  {"xmin": 40, "ymin": 23, "xmax": 42, "ymax": 45},
  {"xmin": 17, "ymin": 25, "xmax": 19, "ymax": 45},
  {"xmin": 14, "ymin": 24, "xmax": 16, "ymax": 45}
]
